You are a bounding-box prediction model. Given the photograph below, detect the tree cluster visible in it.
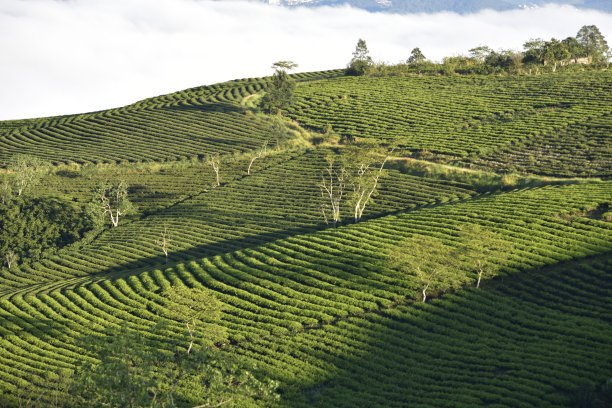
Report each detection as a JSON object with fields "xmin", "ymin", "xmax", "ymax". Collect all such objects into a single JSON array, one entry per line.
[
  {"xmin": 0, "ymin": 197, "xmax": 94, "ymax": 270},
  {"xmin": 358, "ymin": 24, "xmax": 610, "ymax": 77},
  {"xmin": 319, "ymin": 146, "xmax": 393, "ymax": 225},
  {"xmin": 2, "ymin": 154, "xmax": 50, "ymax": 200}
]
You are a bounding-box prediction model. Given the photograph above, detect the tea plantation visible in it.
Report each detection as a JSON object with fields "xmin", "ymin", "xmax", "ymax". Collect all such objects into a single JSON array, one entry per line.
[{"xmin": 0, "ymin": 68, "xmax": 610, "ymax": 407}]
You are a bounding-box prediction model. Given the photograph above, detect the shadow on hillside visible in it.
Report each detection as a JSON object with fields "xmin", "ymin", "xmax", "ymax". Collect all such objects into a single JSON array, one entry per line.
[
  {"xmin": 99, "ymin": 221, "xmax": 326, "ymax": 280},
  {"xmin": 266, "ymin": 255, "xmax": 612, "ymax": 407}
]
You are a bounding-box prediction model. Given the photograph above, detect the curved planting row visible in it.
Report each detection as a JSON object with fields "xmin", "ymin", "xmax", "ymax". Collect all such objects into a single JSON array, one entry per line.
[
  {"xmin": 0, "ymin": 149, "xmax": 479, "ymax": 290},
  {"xmin": 467, "ymin": 111, "xmax": 612, "ymax": 178},
  {"xmin": 0, "ymin": 71, "xmax": 343, "ymax": 165},
  {"xmin": 286, "ymin": 71, "xmax": 612, "ymax": 175},
  {"xmin": 238, "ymin": 255, "xmax": 612, "ymax": 408},
  {"xmin": 0, "ymin": 181, "xmax": 609, "ymax": 405}
]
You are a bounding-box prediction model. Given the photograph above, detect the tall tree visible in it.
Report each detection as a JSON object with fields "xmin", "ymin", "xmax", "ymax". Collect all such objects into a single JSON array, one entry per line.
[
  {"xmin": 92, "ymin": 180, "xmax": 134, "ymax": 227},
  {"xmin": 562, "ymin": 36, "xmax": 586, "ymax": 61},
  {"xmin": 207, "ymin": 153, "xmax": 221, "ymax": 187},
  {"xmin": 523, "ymin": 38, "xmax": 546, "ymax": 65},
  {"xmin": 576, "ymin": 25, "xmax": 609, "ymax": 62},
  {"xmin": 247, "ymin": 141, "xmax": 269, "ymax": 175},
  {"xmin": 542, "ymin": 38, "xmax": 570, "ymax": 72},
  {"xmin": 347, "ymin": 147, "xmax": 393, "ymax": 223},
  {"xmin": 319, "ymin": 155, "xmax": 347, "ymax": 225},
  {"xmin": 155, "ymin": 226, "xmax": 171, "ymax": 264},
  {"xmin": 347, "ymin": 38, "xmax": 373, "ymax": 76},
  {"xmin": 4, "ymin": 249, "xmax": 18, "ymax": 270},
  {"xmin": 407, "ymin": 47, "xmax": 426, "ymax": 64},
  {"xmin": 260, "ymin": 61, "xmax": 298, "ymax": 114}
]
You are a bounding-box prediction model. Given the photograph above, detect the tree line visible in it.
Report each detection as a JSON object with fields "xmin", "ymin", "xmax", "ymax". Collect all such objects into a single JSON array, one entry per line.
[{"xmin": 347, "ymin": 24, "xmax": 610, "ymax": 76}]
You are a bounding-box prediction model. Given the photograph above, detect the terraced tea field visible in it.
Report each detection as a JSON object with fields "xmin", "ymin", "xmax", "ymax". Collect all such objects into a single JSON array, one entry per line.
[
  {"xmin": 287, "ymin": 71, "xmax": 612, "ymax": 177},
  {"xmin": 0, "ymin": 69, "xmax": 610, "ymax": 407},
  {"xmin": 0, "ymin": 71, "xmax": 342, "ymax": 165}
]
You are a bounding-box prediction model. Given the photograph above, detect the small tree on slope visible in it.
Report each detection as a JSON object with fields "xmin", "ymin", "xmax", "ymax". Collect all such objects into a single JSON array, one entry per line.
[{"xmin": 388, "ymin": 235, "xmax": 467, "ymax": 303}]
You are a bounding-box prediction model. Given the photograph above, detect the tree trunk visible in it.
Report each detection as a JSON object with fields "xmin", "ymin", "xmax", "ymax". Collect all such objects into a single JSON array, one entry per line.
[
  {"xmin": 476, "ymin": 259, "xmax": 483, "ymax": 288},
  {"xmin": 110, "ymin": 210, "xmax": 119, "ymax": 227},
  {"xmin": 422, "ymin": 288, "xmax": 427, "ymax": 303},
  {"xmin": 247, "ymin": 157, "xmax": 256, "ymax": 175},
  {"xmin": 186, "ymin": 322, "xmax": 194, "ymax": 355}
]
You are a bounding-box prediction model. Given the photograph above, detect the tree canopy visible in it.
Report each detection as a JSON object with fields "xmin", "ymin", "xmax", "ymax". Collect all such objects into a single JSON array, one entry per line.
[
  {"xmin": 260, "ymin": 61, "xmax": 297, "ymax": 114},
  {"xmin": 388, "ymin": 235, "xmax": 469, "ymax": 302},
  {"xmin": 407, "ymin": 47, "xmax": 426, "ymax": 64},
  {"xmin": 347, "ymin": 38, "xmax": 373, "ymax": 76},
  {"xmin": 577, "ymin": 24, "xmax": 610, "ymax": 62}
]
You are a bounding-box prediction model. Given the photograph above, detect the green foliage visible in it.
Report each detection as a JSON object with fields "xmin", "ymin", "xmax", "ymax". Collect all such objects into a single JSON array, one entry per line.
[
  {"xmin": 162, "ymin": 285, "xmax": 227, "ymax": 353},
  {"xmin": 455, "ymin": 224, "xmax": 513, "ymax": 287},
  {"xmin": 576, "ymin": 24, "xmax": 609, "ymax": 63},
  {"xmin": 0, "ymin": 71, "xmax": 342, "ymax": 165},
  {"xmin": 260, "ymin": 70, "xmax": 296, "ymax": 115},
  {"xmin": 346, "ymin": 38, "xmax": 373, "ymax": 76},
  {"xmin": 388, "ymin": 235, "xmax": 470, "ymax": 302},
  {"xmin": 271, "ymin": 61, "xmax": 298, "ymax": 71},
  {"xmin": 90, "ymin": 180, "xmax": 135, "ymax": 227},
  {"xmin": 542, "ymin": 38, "xmax": 570, "ymax": 71},
  {"xmin": 469, "ymin": 45, "xmax": 494, "ymax": 62},
  {"xmin": 7, "ymin": 154, "xmax": 50, "ymax": 197},
  {"xmin": 407, "ymin": 47, "xmax": 426, "ymax": 64},
  {"xmin": 0, "ymin": 197, "xmax": 94, "ymax": 267},
  {"xmin": 71, "ymin": 324, "xmax": 278, "ymax": 407},
  {"xmin": 0, "ymin": 39, "xmax": 611, "ymax": 408},
  {"xmin": 287, "ymin": 71, "xmax": 612, "ymax": 177}
]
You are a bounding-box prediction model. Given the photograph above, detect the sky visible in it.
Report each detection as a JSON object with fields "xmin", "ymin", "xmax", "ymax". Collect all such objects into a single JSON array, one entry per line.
[{"xmin": 1, "ymin": 0, "xmax": 611, "ymax": 120}]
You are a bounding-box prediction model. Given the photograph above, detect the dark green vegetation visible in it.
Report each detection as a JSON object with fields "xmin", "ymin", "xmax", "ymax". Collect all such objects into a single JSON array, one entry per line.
[
  {"xmin": 0, "ymin": 63, "xmax": 610, "ymax": 407},
  {"xmin": 0, "ymin": 197, "xmax": 94, "ymax": 266}
]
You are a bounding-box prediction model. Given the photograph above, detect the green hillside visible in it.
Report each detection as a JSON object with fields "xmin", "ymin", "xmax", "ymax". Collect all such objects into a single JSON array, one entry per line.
[{"xmin": 0, "ymin": 68, "xmax": 610, "ymax": 407}]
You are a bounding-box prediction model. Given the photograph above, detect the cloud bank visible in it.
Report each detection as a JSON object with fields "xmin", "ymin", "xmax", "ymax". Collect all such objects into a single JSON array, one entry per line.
[{"xmin": 1, "ymin": 0, "xmax": 611, "ymax": 120}]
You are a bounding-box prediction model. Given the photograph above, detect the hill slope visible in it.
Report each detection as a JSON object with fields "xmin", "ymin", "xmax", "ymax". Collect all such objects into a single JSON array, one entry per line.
[{"xmin": 0, "ymin": 69, "xmax": 610, "ymax": 407}]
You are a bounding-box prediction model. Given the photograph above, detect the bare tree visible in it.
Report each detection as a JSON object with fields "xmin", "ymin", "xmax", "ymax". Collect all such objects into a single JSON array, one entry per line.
[
  {"xmin": 348, "ymin": 147, "xmax": 393, "ymax": 223},
  {"xmin": 207, "ymin": 153, "xmax": 221, "ymax": 187},
  {"xmin": 8, "ymin": 154, "xmax": 49, "ymax": 196},
  {"xmin": 247, "ymin": 141, "xmax": 269, "ymax": 175},
  {"xmin": 155, "ymin": 226, "xmax": 171, "ymax": 264},
  {"xmin": 93, "ymin": 181, "xmax": 134, "ymax": 227},
  {"xmin": 5, "ymin": 249, "xmax": 18, "ymax": 270},
  {"xmin": 319, "ymin": 155, "xmax": 347, "ymax": 225}
]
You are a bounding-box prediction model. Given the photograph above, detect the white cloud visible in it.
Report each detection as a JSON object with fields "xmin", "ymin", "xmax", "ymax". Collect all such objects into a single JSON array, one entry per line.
[{"xmin": 1, "ymin": 0, "xmax": 611, "ymax": 120}]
